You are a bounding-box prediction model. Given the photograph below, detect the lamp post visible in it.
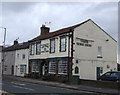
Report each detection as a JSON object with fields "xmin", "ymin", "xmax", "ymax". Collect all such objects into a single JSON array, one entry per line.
[{"xmin": 0, "ymin": 27, "xmax": 6, "ymax": 75}]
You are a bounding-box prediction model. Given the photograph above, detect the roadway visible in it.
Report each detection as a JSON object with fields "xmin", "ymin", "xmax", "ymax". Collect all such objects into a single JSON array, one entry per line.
[{"xmin": 2, "ymin": 77, "xmax": 105, "ymax": 95}]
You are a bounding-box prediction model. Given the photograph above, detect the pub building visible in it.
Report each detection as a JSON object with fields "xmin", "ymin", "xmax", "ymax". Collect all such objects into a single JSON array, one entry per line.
[{"xmin": 28, "ymin": 19, "xmax": 117, "ymax": 81}]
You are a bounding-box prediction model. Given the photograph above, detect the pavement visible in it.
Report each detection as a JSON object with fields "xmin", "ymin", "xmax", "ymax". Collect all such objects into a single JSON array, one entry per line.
[{"xmin": 2, "ymin": 75, "xmax": 120, "ymax": 95}]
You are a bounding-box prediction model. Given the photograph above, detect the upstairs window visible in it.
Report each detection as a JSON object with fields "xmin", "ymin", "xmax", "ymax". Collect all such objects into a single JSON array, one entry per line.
[
  {"xmin": 22, "ymin": 54, "xmax": 25, "ymax": 59},
  {"xmin": 50, "ymin": 39, "xmax": 55, "ymax": 53},
  {"xmin": 97, "ymin": 46, "xmax": 102, "ymax": 58},
  {"xmin": 17, "ymin": 54, "xmax": 19, "ymax": 59},
  {"xmin": 31, "ymin": 44, "xmax": 34, "ymax": 55},
  {"xmin": 60, "ymin": 37, "xmax": 66, "ymax": 52},
  {"xmin": 36, "ymin": 43, "xmax": 41, "ymax": 55}
]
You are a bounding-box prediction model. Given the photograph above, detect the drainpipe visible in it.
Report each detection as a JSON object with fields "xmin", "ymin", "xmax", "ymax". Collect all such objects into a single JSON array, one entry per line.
[{"xmin": 67, "ymin": 29, "xmax": 74, "ymax": 83}]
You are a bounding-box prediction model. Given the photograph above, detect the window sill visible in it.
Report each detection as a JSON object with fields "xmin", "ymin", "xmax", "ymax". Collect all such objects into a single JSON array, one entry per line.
[
  {"xmin": 58, "ymin": 73, "xmax": 67, "ymax": 75},
  {"xmin": 48, "ymin": 72, "xmax": 56, "ymax": 74}
]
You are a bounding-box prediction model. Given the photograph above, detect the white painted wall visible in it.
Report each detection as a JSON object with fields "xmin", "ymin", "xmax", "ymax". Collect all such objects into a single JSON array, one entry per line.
[
  {"xmin": 72, "ymin": 20, "xmax": 117, "ymax": 80},
  {"xmin": 29, "ymin": 33, "xmax": 71, "ymax": 59},
  {"xmin": 15, "ymin": 49, "xmax": 29, "ymax": 76},
  {"xmin": 3, "ymin": 51, "xmax": 15, "ymax": 75}
]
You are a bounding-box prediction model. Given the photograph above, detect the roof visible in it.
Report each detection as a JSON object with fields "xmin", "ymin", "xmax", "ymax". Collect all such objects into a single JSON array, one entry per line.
[
  {"xmin": 29, "ymin": 19, "xmax": 117, "ymax": 42},
  {"xmin": 29, "ymin": 19, "xmax": 90, "ymax": 42},
  {"xmin": 3, "ymin": 42, "xmax": 29, "ymax": 52}
]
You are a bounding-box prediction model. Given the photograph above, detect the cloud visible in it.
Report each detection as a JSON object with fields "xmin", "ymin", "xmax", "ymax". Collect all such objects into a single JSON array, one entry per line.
[{"xmin": 1, "ymin": 2, "xmax": 118, "ymax": 46}]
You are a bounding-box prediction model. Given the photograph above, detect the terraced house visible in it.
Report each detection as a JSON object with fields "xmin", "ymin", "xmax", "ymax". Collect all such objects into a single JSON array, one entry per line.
[
  {"xmin": 3, "ymin": 41, "xmax": 29, "ymax": 76},
  {"xmin": 29, "ymin": 19, "xmax": 117, "ymax": 81}
]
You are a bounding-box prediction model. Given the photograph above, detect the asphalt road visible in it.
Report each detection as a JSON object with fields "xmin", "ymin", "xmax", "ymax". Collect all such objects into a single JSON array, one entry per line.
[{"xmin": 2, "ymin": 78, "xmax": 104, "ymax": 95}]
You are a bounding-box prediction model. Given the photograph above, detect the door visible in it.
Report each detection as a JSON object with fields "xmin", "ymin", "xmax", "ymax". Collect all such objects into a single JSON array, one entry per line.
[
  {"xmin": 11, "ymin": 65, "xmax": 14, "ymax": 75},
  {"xmin": 96, "ymin": 67, "xmax": 100, "ymax": 80},
  {"xmin": 42, "ymin": 65, "xmax": 45, "ymax": 75}
]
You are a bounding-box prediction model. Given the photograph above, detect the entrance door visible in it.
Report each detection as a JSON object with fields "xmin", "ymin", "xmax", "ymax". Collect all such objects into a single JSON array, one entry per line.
[
  {"xmin": 11, "ymin": 65, "xmax": 14, "ymax": 75},
  {"xmin": 96, "ymin": 67, "xmax": 100, "ymax": 80},
  {"xmin": 42, "ymin": 65, "xmax": 45, "ymax": 75}
]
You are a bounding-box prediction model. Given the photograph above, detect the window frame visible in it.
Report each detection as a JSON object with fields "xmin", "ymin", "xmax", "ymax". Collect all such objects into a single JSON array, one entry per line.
[
  {"xmin": 49, "ymin": 61, "xmax": 56, "ymax": 74},
  {"xmin": 30, "ymin": 44, "xmax": 35, "ymax": 55},
  {"xmin": 60, "ymin": 37, "xmax": 66, "ymax": 52},
  {"xmin": 75, "ymin": 66, "xmax": 79, "ymax": 74},
  {"xmin": 97, "ymin": 46, "xmax": 102, "ymax": 58},
  {"xmin": 36, "ymin": 42, "xmax": 41, "ymax": 55},
  {"xmin": 58, "ymin": 60, "xmax": 67, "ymax": 75},
  {"xmin": 31, "ymin": 62, "xmax": 39, "ymax": 72},
  {"xmin": 20, "ymin": 65, "xmax": 26, "ymax": 73},
  {"xmin": 50, "ymin": 39, "xmax": 55, "ymax": 53},
  {"xmin": 22, "ymin": 54, "xmax": 25, "ymax": 59}
]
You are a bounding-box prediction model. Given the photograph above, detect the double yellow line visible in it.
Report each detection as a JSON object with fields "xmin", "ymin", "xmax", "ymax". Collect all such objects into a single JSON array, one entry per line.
[{"xmin": 0, "ymin": 90, "xmax": 8, "ymax": 93}]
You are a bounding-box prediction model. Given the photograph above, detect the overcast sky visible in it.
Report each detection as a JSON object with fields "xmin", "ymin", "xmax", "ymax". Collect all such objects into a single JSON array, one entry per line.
[{"xmin": 0, "ymin": 2, "xmax": 118, "ymax": 46}]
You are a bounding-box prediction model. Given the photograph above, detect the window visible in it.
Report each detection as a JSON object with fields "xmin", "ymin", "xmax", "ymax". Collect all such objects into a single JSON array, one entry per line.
[
  {"xmin": 60, "ymin": 37, "xmax": 66, "ymax": 52},
  {"xmin": 36, "ymin": 43, "xmax": 41, "ymax": 55},
  {"xmin": 32, "ymin": 62, "xmax": 39, "ymax": 72},
  {"xmin": 105, "ymin": 72, "xmax": 111, "ymax": 76},
  {"xmin": 50, "ymin": 39, "xmax": 55, "ymax": 53},
  {"xmin": 110, "ymin": 73, "xmax": 118, "ymax": 77},
  {"xmin": 75, "ymin": 66, "xmax": 79, "ymax": 74},
  {"xmin": 49, "ymin": 61, "xmax": 56, "ymax": 74},
  {"xmin": 97, "ymin": 46, "xmax": 102, "ymax": 58},
  {"xmin": 22, "ymin": 54, "xmax": 25, "ymax": 59},
  {"xmin": 4, "ymin": 54, "xmax": 7, "ymax": 60},
  {"xmin": 31, "ymin": 44, "xmax": 35, "ymax": 55},
  {"xmin": 20, "ymin": 65, "xmax": 26, "ymax": 73},
  {"xmin": 76, "ymin": 60, "xmax": 78, "ymax": 63},
  {"xmin": 17, "ymin": 54, "xmax": 19, "ymax": 58},
  {"xmin": 58, "ymin": 60, "xmax": 67, "ymax": 74},
  {"xmin": 4, "ymin": 65, "xmax": 7, "ymax": 71}
]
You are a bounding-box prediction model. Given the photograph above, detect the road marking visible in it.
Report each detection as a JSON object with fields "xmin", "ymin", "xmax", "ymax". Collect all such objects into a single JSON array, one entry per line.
[
  {"xmin": 0, "ymin": 90, "xmax": 8, "ymax": 93},
  {"xmin": 11, "ymin": 82, "xmax": 25, "ymax": 86},
  {"xmin": 12, "ymin": 85, "xmax": 34, "ymax": 91}
]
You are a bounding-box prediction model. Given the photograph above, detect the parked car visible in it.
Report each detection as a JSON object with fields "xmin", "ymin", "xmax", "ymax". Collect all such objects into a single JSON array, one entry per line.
[{"xmin": 97, "ymin": 71, "xmax": 120, "ymax": 82}]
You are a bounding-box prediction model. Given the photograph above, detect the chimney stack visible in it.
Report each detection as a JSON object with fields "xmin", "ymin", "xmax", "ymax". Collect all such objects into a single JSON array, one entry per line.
[
  {"xmin": 40, "ymin": 24, "xmax": 50, "ymax": 35},
  {"xmin": 14, "ymin": 40, "xmax": 18, "ymax": 45}
]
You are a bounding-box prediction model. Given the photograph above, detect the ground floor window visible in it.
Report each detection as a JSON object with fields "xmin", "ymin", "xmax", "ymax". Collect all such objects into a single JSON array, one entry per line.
[
  {"xmin": 49, "ymin": 61, "xmax": 56, "ymax": 74},
  {"xmin": 32, "ymin": 62, "xmax": 39, "ymax": 72},
  {"xmin": 4, "ymin": 65, "xmax": 7, "ymax": 71},
  {"xmin": 20, "ymin": 65, "xmax": 26, "ymax": 73},
  {"xmin": 58, "ymin": 60, "xmax": 67, "ymax": 74}
]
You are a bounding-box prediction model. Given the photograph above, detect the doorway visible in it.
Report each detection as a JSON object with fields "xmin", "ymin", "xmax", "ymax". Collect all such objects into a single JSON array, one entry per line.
[{"xmin": 11, "ymin": 65, "xmax": 14, "ymax": 75}]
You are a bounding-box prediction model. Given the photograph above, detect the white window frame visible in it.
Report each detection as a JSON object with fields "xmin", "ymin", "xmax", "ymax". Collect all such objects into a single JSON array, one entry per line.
[
  {"xmin": 50, "ymin": 39, "xmax": 55, "ymax": 53},
  {"xmin": 31, "ymin": 44, "xmax": 35, "ymax": 55},
  {"xmin": 60, "ymin": 37, "xmax": 66, "ymax": 52},
  {"xmin": 58, "ymin": 60, "xmax": 67, "ymax": 75},
  {"xmin": 36, "ymin": 43, "xmax": 41, "ymax": 55},
  {"xmin": 97, "ymin": 46, "xmax": 102, "ymax": 57},
  {"xmin": 32, "ymin": 62, "xmax": 39, "ymax": 72},
  {"xmin": 49, "ymin": 61, "xmax": 56, "ymax": 74},
  {"xmin": 20, "ymin": 65, "xmax": 26, "ymax": 73}
]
